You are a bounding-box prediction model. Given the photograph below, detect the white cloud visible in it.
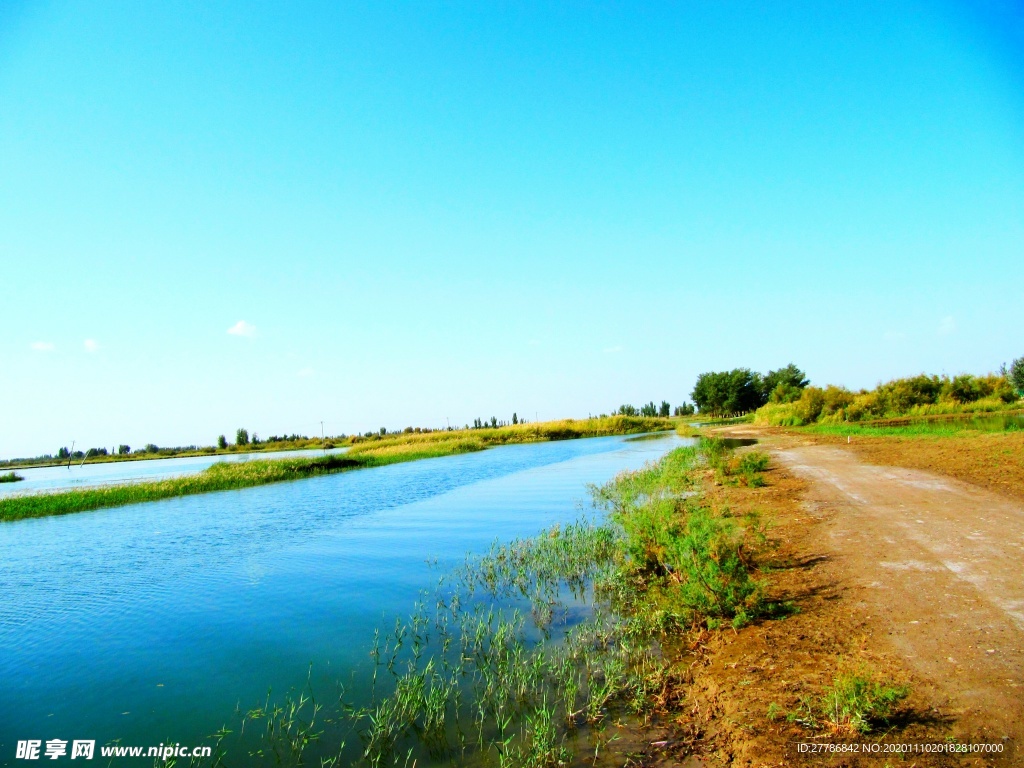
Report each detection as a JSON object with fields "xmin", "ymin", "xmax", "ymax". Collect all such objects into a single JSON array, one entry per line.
[
  {"xmin": 938, "ymin": 316, "xmax": 956, "ymax": 336},
  {"xmin": 297, "ymin": 367, "xmax": 314, "ymax": 378},
  {"xmin": 84, "ymin": 339, "xmax": 99, "ymax": 352},
  {"xmin": 603, "ymin": 345, "xmax": 623, "ymax": 354},
  {"xmin": 227, "ymin": 320, "xmax": 257, "ymax": 338},
  {"xmin": 30, "ymin": 341, "xmax": 55, "ymax": 351}
]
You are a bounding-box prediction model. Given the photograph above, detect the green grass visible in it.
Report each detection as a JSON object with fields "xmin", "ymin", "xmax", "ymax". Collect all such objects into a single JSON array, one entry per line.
[
  {"xmin": 0, "ymin": 471, "xmax": 23, "ymax": 483},
  {"xmin": 803, "ymin": 414, "xmax": 1024, "ymax": 438},
  {"xmin": 820, "ymin": 672, "xmax": 908, "ymax": 735},
  {"xmin": 0, "ymin": 416, "xmax": 675, "ymax": 523},
  {"xmin": 592, "ymin": 440, "xmax": 768, "ymax": 628},
  {"xmin": 805, "ymin": 422, "xmax": 969, "ymax": 437}
]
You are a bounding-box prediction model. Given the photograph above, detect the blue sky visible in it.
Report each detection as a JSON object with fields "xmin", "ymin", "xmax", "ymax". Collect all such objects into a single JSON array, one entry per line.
[{"xmin": 2, "ymin": 1, "xmax": 1023, "ymax": 458}]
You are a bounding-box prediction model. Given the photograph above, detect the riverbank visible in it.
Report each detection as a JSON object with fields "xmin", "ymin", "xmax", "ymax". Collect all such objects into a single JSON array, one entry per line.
[
  {"xmin": 0, "ymin": 437, "xmax": 335, "ymax": 470},
  {"xmin": 0, "ymin": 416, "xmax": 672, "ymax": 522},
  {"xmin": 196, "ymin": 436, "xmax": 772, "ymax": 767},
  {"xmin": 215, "ymin": 434, "xmax": 990, "ymax": 767}
]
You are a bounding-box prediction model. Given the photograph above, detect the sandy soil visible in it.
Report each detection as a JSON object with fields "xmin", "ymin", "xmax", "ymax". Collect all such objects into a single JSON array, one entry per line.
[
  {"xmin": 802, "ymin": 431, "xmax": 1024, "ymax": 504},
  {"xmin": 773, "ymin": 443, "xmax": 1024, "ymax": 740},
  {"xmin": 680, "ymin": 426, "xmax": 1024, "ymax": 764}
]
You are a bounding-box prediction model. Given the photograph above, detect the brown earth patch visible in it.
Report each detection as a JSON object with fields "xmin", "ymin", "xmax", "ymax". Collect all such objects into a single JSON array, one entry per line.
[
  {"xmin": 727, "ymin": 428, "xmax": 1024, "ymax": 504},
  {"xmin": 648, "ymin": 446, "xmax": 1017, "ymax": 767},
  {"xmin": 824, "ymin": 432, "xmax": 1024, "ymax": 504}
]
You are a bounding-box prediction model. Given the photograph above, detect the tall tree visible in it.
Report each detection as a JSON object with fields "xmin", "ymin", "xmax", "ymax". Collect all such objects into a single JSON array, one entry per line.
[
  {"xmin": 1010, "ymin": 357, "xmax": 1024, "ymax": 395},
  {"xmin": 692, "ymin": 368, "xmax": 767, "ymax": 415},
  {"xmin": 762, "ymin": 363, "xmax": 810, "ymax": 402}
]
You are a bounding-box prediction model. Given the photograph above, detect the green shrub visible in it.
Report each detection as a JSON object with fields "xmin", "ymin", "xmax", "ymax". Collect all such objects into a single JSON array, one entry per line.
[
  {"xmin": 663, "ymin": 505, "xmax": 763, "ymax": 627},
  {"xmin": 752, "ymin": 402, "xmax": 802, "ymax": 426},
  {"xmin": 947, "ymin": 374, "xmax": 982, "ymax": 403},
  {"xmin": 794, "ymin": 387, "xmax": 826, "ymax": 423},
  {"xmin": 819, "ymin": 671, "xmax": 909, "ymax": 735},
  {"xmin": 880, "ymin": 374, "xmax": 943, "ymax": 411},
  {"xmin": 593, "ymin": 442, "xmax": 766, "ymax": 627},
  {"xmin": 755, "ymin": 369, "xmax": 1020, "ymax": 426}
]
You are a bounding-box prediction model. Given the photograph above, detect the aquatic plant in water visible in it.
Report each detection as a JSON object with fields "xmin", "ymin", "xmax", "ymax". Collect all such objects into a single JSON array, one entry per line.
[{"xmin": 183, "ymin": 439, "xmax": 769, "ymax": 768}]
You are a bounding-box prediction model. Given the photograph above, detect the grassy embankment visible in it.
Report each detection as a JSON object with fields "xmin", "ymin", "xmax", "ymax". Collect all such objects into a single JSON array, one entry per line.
[
  {"xmin": 0, "ymin": 416, "xmax": 671, "ymax": 523},
  {"xmin": 212, "ymin": 439, "xmax": 908, "ymax": 768}
]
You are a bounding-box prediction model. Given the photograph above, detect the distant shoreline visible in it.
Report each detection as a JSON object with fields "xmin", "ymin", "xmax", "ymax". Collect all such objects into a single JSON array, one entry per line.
[{"xmin": 0, "ymin": 416, "xmax": 675, "ymax": 522}]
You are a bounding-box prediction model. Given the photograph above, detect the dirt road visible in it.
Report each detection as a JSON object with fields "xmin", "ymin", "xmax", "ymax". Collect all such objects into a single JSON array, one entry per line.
[{"xmin": 770, "ymin": 441, "xmax": 1024, "ymax": 753}]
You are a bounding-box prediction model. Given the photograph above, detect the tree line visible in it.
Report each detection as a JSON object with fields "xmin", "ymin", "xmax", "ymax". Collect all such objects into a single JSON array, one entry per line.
[
  {"xmin": 690, "ymin": 364, "xmax": 810, "ymax": 417},
  {"xmin": 613, "ymin": 401, "xmax": 693, "ymax": 417}
]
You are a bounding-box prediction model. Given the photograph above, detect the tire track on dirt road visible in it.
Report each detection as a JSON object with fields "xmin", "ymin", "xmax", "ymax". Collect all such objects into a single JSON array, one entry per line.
[{"xmin": 772, "ymin": 443, "xmax": 1023, "ymax": 755}]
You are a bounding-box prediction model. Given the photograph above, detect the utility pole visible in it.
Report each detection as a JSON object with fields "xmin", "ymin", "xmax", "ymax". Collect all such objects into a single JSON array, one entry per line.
[
  {"xmin": 67, "ymin": 441, "xmax": 74, "ymax": 469},
  {"xmin": 321, "ymin": 421, "xmax": 326, "ymax": 453}
]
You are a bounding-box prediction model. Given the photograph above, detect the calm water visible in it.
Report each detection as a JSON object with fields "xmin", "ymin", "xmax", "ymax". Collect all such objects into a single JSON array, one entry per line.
[
  {"xmin": 0, "ymin": 433, "xmax": 686, "ymax": 766},
  {"xmin": 0, "ymin": 447, "xmax": 348, "ymax": 497}
]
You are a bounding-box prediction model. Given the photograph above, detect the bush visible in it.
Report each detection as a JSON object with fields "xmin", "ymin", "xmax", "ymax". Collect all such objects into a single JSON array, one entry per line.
[
  {"xmin": 663, "ymin": 506, "xmax": 764, "ymax": 626},
  {"xmin": 593, "ymin": 443, "xmax": 765, "ymax": 627},
  {"xmin": 752, "ymin": 402, "xmax": 802, "ymax": 426},
  {"xmin": 819, "ymin": 385, "xmax": 855, "ymax": 420},
  {"xmin": 818, "ymin": 671, "xmax": 909, "ymax": 736},
  {"xmin": 879, "ymin": 374, "xmax": 942, "ymax": 411},
  {"xmin": 947, "ymin": 374, "xmax": 982, "ymax": 403},
  {"xmin": 794, "ymin": 387, "xmax": 826, "ymax": 423},
  {"xmin": 757, "ymin": 369, "xmax": 1019, "ymax": 425}
]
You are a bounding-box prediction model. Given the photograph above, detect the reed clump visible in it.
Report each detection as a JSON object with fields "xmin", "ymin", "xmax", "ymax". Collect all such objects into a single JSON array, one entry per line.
[{"xmin": 0, "ymin": 471, "xmax": 23, "ymax": 483}]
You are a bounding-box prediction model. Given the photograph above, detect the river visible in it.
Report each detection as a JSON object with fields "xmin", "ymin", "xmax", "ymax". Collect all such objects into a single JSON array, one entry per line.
[{"xmin": 0, "ymin": 432, "xmax": 687, "ymax": 765}]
